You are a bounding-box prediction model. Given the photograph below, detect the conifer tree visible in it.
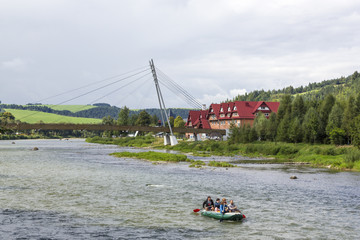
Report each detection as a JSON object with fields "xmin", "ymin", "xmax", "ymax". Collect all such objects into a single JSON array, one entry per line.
[
  {"xmin": 302, "ymin": 107, "xmax": 320, "ymax": 143},
  {"xmin": 342, "ymin": 96, "xmax": 356, "ymax": 144},
  {"xmin": 117, "ymin": 106, "xmax": 129, "ymax": 126},
  {"xmin": 266, "ymin": 112, "xmax": 277, "ymax": 142},
  {"xmin": 291, "ymin": 95, "xmax": 306, "ymax": 123},
  {"xmin": 277, "ymin": 112, "xmax": 291, "ymax": 142},
  {"xmin": 318, "ymin": 94, "xmax": 336, "ymax": 142},
  {"xmin": 254, "ymin": 113, "xmax": 267, "ymax": 141},
  {"xmin": 276, "ymin": 94, "xmax": 292, "ymax": 124},
  {"xmin": 288, "ymin": 117, "xmax": 302, "ymax": 143}
]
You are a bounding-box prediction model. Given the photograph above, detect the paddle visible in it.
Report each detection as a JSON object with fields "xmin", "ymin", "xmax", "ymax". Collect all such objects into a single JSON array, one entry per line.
[{"xmin": 193, "ymin": 209, "xmax": 201, "ymax": 213}]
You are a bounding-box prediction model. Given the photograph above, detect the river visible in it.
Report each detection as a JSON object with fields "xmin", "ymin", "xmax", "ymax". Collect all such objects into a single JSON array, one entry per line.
[{"xmin": 0, "ymin": 139, "xmax": 359, "ymax": 239}]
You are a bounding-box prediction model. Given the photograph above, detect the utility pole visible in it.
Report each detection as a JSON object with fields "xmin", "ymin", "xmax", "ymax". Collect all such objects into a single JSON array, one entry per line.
[{"xmin": 149, "ymin": 59, "xmax": 178, "ymax": 146}]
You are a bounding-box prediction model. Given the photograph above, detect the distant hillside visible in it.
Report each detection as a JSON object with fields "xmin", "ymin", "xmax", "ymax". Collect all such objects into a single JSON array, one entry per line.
[
  {"xmin": 233, "ymin": 71, "xmax": 360, "ymax": 102},
  {"xmin": 4, "ymin": 109, "xmax": 102, "ymax": 124},
  {"xmin": 0, "ymin": 103, "xmax": 193, "ymax": 122}
]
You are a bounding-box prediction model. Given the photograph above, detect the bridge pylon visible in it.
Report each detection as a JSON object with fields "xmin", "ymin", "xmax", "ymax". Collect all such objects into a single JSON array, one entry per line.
[{"xmin": 149, "ymin": 59, "xmax": 178, "ymax": 146}]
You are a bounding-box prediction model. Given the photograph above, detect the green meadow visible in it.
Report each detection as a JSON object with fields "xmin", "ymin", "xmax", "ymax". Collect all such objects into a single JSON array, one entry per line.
[
  {"xmin": 43, "ymin": 105, "xmax": 96, "ymax": 112},
  {"xmin": 5, "ymin": 109, "xmax": 102, "ymax": 124}
]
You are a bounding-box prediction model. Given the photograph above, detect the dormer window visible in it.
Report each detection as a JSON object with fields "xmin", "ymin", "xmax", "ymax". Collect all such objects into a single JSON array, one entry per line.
[
  {"xmin": 234, "ymin": 106, "xmax": 237, "ymax": 110},
  {"xmin": 211, "ymin": 108, "xmax": 214, "ymax": 112},
  {"xmin": 228, "ymin": 107, "xmax": 231, "ymax": 111},
  {"xmin": 220, "ymin": 107, "xmax": 223, "ymax": 112}
]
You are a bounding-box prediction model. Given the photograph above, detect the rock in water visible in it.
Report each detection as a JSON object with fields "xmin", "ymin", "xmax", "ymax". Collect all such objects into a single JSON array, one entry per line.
[
  {"xmin": 33, "ymin": 147, "xmax": 39, "ymax": 151},
  {"xmin": 290, "ymin": 176, "xmax": 297, "ymax": 179}
]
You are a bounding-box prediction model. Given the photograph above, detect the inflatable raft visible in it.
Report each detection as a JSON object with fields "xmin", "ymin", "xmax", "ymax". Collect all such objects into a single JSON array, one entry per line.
[{"xmin": 201, "ymin": 210, "xmax": 245, "ymax": 221}]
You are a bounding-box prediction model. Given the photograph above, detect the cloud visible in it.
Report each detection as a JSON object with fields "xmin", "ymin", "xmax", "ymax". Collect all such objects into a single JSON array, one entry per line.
[
  {"xmin": 0, "ymin": 0, "xmax": 360, "ymax": 108},
  {"xmin": 1, "ymin": 58, "xmax": 27, "ymax": 71}
]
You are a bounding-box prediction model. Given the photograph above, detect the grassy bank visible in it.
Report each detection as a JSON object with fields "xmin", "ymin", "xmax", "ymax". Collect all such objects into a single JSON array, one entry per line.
[
  {"xmin": 168, "ymin": 141, "xmax": 360, "ymax": 171},
  {"xmin": 87, "ymin": 136, "xmax": 360, "ymax": 171},
  {"xmin": 86, "ymin": 136, "xmax": 160, "ymax": 147},
  {"xmin": 110, "ymin": 151, "xmax": 235, "ymax": 168},
  {"xmin": 110, "ymin": 151, "xmax": 188, "ymax": 162}
]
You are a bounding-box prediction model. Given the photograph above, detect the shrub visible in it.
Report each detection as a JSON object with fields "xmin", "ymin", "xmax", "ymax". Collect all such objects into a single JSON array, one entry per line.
[
  {"xmin": 344, "ymin": 148, "xmax": 360, "ymax": 163},
  {"xmin": 208, "ymin": 161, "xmax": 235, "ymax": 168}
]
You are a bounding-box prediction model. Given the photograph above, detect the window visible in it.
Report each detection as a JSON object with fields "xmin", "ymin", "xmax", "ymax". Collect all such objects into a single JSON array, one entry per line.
[
  {"xmin": 211, "ymin": 108, "xmax": 214, "ymax": 112},
  {"xmin": 228, "ymin": 107, "xmax": 231, "ymax": 111},
  {"xmin": 265, "ymin": 113, "xmax": 269, "ymax": 117},
  {"xmin": 220, "ymin": 107, "xmax": 223, "ymax": 112},
  {"xmin": 234, "ymin": 106, "xmax": 237, "ymax": 110}
]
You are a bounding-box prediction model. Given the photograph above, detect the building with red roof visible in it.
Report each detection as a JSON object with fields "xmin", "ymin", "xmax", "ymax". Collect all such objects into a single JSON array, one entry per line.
[
  {"xmin": 185, "ymin": 101, "xmax": 280, "ymax": 136},
  {"xmin": 185, "ymin": 110, "xmax": 210, "ymax": 139},
  {"xmin": 208, "ymin": 101, "xmax": 280, "ymax": 129}
]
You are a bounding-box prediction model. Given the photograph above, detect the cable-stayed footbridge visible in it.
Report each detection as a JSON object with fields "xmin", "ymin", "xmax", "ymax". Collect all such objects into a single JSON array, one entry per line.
[{"xmin": 1, "ymin": 60, "xmax": 225, "ymax": 145}]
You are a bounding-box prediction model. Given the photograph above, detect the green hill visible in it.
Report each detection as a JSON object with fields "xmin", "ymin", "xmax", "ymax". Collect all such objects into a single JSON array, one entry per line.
[
  {"xmin": 233, "ymin": 71, "xmax": 360, "ymax": 102},
  {"xmin": 4, "ymin": 109, "xmax": 102, "ymax": 124},
  {"xmin": 44, "ymin": 105, "xmax": 96, "ymax": 113}
]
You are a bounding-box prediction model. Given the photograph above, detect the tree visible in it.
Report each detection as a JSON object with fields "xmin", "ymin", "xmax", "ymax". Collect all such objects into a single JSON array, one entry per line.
[
  {"xmin": 354, "ymin": 92, "xmax": 360, "ymax": 115},
  {"xmin": 328, "ymin": 128, "xmax": 346, "ymax": 145},
  {"xmin": 326, "ymin": 102, "xmax": 344, "ymax": 137},
  {"xmin": 0, "ymin": 112, "xmax": 15, "ymax": 123},
  {"xmin": 288, "ymin": 117, "xmax": 302, "ymax": 143},
  {"xmin": 276, "ymin": 95, "xmax": 292, "ymax": 124},
  {"xmin": 117, "ymin": 106, "xmax": 129, "ymax": 126},
  {"xmin": 174, "ymin": 116, "xmax": 185, "ymax": 128},
  {"xmin": 136, "ymin": 110, "xmax": 151, "ymax": 126},
  {"xmin": 342, "ymin": 96, "xmax": 356, "ymax": 144},
  {"xmin": 277, "ymin": 112, "xmax": 291, "ymax": 142},
  {"xmin": 291, "ymin": 95, "xmax": 306, "ymax": 123},
  {"xmin": 318, "ymin": 94, "xmax": 336, "ymax": 142},
  {"xmin": 102, "ymin": 115, "xmax": 115, "ymax": 138},
  {"xmin": 302, "ymin": 107, "xmax": 321, "ymax": 143},
  {"xmin": 130, "ymin": 114, "xmax": 138, "ymax": 126},
  {"xmin": 265, "ymin": 112, "xmax": 277, "ymax": 142},
  {"xmin": 254, "ymin": 113, "xmax": 267, "ymax": 140},
  {"xmin": 151, "ymin": 114, "xmax": 159, "ymax": 126},
  {"xmin": 351, "ymin": 116, "xmax": 360, "ymax": 149}
]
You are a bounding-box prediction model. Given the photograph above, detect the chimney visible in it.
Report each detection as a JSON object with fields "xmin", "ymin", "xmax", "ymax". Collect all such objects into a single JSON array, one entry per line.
[{"xmin": 202, "ymin": 104, "xmax": 206, "ymax": 110}]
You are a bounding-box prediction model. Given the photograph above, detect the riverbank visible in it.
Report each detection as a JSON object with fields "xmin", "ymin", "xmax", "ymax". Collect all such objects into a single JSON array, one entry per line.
[{"xmin": 86, "ymin": 136, "xmax": 360, "ymax": 171}]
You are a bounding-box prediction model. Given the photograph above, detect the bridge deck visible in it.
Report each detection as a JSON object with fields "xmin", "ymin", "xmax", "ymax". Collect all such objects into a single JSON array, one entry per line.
[{"xmin": 2, "ymin": 123, "xmax": 226, "ymax": 135}]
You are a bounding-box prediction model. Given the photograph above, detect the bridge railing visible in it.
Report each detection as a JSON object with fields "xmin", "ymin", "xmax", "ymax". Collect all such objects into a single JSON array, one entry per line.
[{"xmin": 2, "ymin": 123, "xmax": 226, "ymax": 135}]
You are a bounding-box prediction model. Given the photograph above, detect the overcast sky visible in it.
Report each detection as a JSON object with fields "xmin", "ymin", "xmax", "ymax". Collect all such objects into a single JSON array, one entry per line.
[{"xmin": 1, "ymin": 0, "xmax": 360, "ymax": 109}]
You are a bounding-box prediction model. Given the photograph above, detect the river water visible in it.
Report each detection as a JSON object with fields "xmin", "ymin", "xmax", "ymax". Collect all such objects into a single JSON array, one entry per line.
[{"xmin": 0, "ymin": 139, "xmax": 359, "ymax": 239}]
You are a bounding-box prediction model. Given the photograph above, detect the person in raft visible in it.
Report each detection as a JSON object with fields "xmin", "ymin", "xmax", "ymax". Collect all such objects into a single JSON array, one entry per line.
[
  {"xmin": 214, "ymin": 198, "xmax": 221, "ymax": 212},
  {"xmin": 220, "ymin": 198, "xmax": 229, "ymax": 214},
  {"xmin": 202, "ymin": 196, "xmax": 214, "ymax": 211},
  {"xmin": 228, "ymin": 200, "xmax": 241, "ymax": 213}
]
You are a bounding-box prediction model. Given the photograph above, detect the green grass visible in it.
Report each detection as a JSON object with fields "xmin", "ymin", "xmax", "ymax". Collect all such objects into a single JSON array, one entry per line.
[
  {"xmin": 110, "ymin": 151, "xmax": 189, "ymax": 162},
  {"xmin": 208, "ymin": 161, "xmax": 235, "ymax": 168},
  {"xmin": 5, "ymin": 109, "xmax": 102, "ymax": 124},
  {"xmin": 44, "ymin": 105, "xmax": 96, "ymax": 113},
  {"xmin": 86, "ymin": 136, "xmax": 158, "ymax": 148},
  {"xmin": 86, "ymin": 135, "xmax": 360, "ymax": 171}
]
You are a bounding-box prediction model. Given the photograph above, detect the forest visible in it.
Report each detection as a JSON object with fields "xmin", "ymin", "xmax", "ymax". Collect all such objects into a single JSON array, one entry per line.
[
  {"xmin": 232, "ymin": 71, "xmax": 360, "ymax": 102},
  {"xmin": 229, "ymin": 92, "xmax": 360, "ymax": 149}
]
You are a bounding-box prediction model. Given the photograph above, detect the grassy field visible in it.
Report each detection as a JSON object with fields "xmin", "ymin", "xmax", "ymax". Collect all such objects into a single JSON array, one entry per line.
[
  {"xmin": 43, "ymin": 105, "xmax": 96, "ymax": 113},
  {"xmin": 5, "ymin": 109, "xmax": 102, "ymax": 124}
]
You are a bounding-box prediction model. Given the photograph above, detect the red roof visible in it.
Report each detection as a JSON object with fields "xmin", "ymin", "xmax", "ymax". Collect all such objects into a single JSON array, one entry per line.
[
  {"xmin": 186, "ymin": 110, "xmax": 210, "ymax": 129},
  {"xmin": 189, "ymin": 101, "xmax": 280, "ymax": 129}
]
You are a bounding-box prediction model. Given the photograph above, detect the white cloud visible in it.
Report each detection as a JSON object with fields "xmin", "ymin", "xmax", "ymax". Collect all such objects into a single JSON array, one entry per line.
[
  {"xmin": 0, "ymin": 0, "xmax": 360, "ymax": 107},
  {"xmin": 1, "ymin": 58, "xmax": 27, "ymax": 71}
]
